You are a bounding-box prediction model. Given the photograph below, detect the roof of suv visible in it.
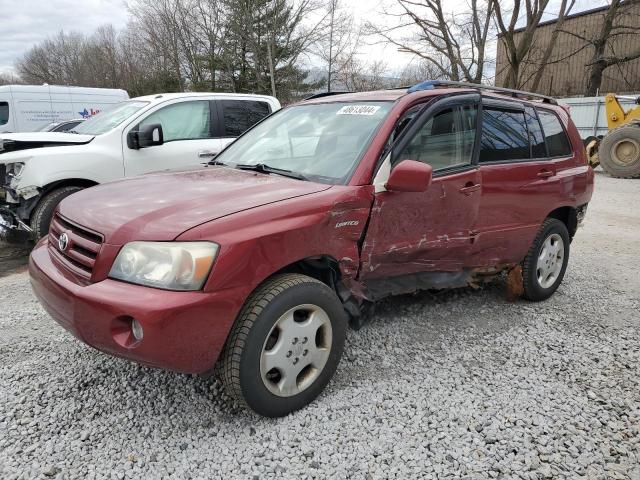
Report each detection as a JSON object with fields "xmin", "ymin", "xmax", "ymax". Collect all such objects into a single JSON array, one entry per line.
[{"xmin": 299, "ymin": 81, "xmax": 559, "ymax": 109}]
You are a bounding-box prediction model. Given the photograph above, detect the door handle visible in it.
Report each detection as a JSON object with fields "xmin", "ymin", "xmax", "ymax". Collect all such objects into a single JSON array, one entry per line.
[
  {"xmin": 537, "ymin": 169, "xmax": 555, "ymax": 179},
  {"xmin": 198, "ymin": 150, "xmax": 219, "ymax": 158},
  {"xmin": 459, "ymin": 183, "xmax": 481, "ymax": 195}
]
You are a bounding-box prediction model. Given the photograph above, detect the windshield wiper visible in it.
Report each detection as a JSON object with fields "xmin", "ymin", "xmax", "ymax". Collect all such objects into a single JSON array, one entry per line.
[
  {"xmin": 67, "ymin": 130, "xmax": 79, "ymax": 134},
  {"xmin": 236, "ymin": 163, "xmax": 307, "ymax": 181}
]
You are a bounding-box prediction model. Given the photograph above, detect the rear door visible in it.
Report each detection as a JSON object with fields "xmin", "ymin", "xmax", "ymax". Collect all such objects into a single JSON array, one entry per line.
[
  {"xmin": 359, "ymin": 93, "xmax": 482, "ymax": 281},
  {"xmin": 122, "ymin": 98, "xmax": 223, "ymax": 176},
  {"xmin": 469, "ymin": 101, "xmax": 569, "ymax": 267}
]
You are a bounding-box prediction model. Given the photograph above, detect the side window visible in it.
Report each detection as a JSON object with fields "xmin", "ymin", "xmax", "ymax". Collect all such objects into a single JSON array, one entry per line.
[
  {"xmin": 0, "ymin": 102, "xmax": 8, "ymax": 126},
  {"xmin": 480, "ymin": 107, "xmax": 530, "ymax": 162},
  {"xmin": 387, "ymin": 104, "xmax": 424, "ymax": 147},
  {"xmin": 396, "ymin": 104, "xmax": 477, "ymax": 171},
  {"xmin": 538, "ymin": 109, "xmax": 572, "ymax": 157},
  {"xmin": 219, "ymin": 100, "xmax": 271, "ymax": 137},
  {"xmin": 139, "ymin": 101, "xmax": 211, "ymax": 142},
  {"xmin": 525, "ymin": 107, "xmax": 547, "ymax": 158}
]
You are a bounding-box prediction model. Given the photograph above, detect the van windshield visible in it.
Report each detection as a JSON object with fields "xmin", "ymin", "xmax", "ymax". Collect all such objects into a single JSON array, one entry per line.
[
  {"xmin": 73, "ymin": 100, "xmax": 149, "ymax": 135},
  {"xmin": 217, "ymin": 101, "xmax": 393, "ymax": 184}
]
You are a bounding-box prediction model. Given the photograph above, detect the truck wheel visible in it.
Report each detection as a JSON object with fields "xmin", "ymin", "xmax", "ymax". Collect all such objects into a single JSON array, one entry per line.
[
  {"xmin": 30, "ymin": 186, "xmax": 83, "ymax": 239},
  {"xmin": 599, "ymin": 124, "xmax": 640, "ymax": 178},
  {"xmin": 220, "ymin": 273, "xmax": 347, "ymax": 417},
  {"xmin": 521, "ymin": 218, "xmax": 570, "ymax": 302}
]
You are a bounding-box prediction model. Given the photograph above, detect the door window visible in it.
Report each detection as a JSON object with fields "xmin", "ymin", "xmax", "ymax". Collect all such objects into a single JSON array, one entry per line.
[
  {"xmin": 396, "ymin": 104, "xmax": 477, "ymax": 171},
  {"xmin": 538, "ymin": 110, "xmax": 572, "ymax": 157},
  {"xmin": 139, "ymin": 101, "xmax": 211, "ymax": 142},
  {"xmin": 480, "ymin": 107, "xmax": 530, "ymax": 162},
  {"xmin": 0, "ymin": 102, "xmax": 8, "ymax": 126},
  {"xmin": 219, "ymin": 100, "xmax": 271, "ymax": 137}
]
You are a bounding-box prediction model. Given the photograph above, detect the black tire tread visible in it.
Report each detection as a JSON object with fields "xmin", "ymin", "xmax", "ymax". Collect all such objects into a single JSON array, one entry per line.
[
  {"xmin": 219, "ymin": 273, "xmax": 325, "ymax": 407},
  {"xmin": 521, "ymin": 218, "xmax": 567, "ymax": 302},
  {"xmin": 30, "ymin": 186, "xmax": 83, "ymax": 239},
  {"xmin": 599, "ymin": 122, "xmax": 640, "ymax": 178}
]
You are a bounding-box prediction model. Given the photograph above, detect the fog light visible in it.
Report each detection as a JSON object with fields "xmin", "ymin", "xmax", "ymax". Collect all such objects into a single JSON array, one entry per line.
[{"xmin": 131, "ymin": 319, "xmax": 144, "ymax": 341}]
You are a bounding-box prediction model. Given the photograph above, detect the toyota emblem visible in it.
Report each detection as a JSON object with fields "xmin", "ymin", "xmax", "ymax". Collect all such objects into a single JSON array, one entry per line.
[{"xmin": 58, "ymin": 232, "xmax": 69, "ymax": 252}]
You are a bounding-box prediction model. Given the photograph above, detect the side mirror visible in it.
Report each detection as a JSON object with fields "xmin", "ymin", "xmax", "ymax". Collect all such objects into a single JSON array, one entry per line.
[
  {"xmin": 127, "ymin": 124, "xmax": 164, "ymax": 149},
  {"xmin": 385, "ymin": 160, "xmax": 433, "ymax": 192}
]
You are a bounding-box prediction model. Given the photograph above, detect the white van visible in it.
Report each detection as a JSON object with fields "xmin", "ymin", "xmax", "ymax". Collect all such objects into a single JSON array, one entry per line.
[
  {"xmin": 0, "ymin": 85, "xmax": 129, "ymax": 133},
  {"xmin": 0, "ymin": 92, "xmax": 280, "ymax": 238}
]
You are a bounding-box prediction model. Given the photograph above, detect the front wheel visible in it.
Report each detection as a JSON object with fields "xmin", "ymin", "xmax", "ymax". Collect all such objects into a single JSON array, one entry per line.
[
  {"xmin": 521, "ymin": 218, "xmax": 570, "ymax": 301},
  {"xmin": 30, "ymin": 186, "xmax": 83, "ymax": 239},
  {"xmin": 219, "ymin": 273, "xmax": 347, "ymax": 417}
]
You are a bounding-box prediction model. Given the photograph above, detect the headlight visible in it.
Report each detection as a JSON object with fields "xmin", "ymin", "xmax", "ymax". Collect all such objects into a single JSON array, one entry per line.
[
  {"xmin": 9, "ymin": 162, "xmax": 25, "ymax": 178},
  {"xmin": 109, "ymin": 241, "xmax": 219, "ymax": 291}
]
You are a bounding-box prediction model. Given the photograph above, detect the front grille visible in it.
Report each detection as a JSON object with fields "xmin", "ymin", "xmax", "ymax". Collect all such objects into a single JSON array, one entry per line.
[{"xmin": 48, "ymin": 213, "xmax": 103, "ymax": 280}]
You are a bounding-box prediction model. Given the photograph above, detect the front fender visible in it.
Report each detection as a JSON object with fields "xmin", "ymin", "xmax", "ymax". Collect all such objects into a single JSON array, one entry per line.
[
  {"xmin": 177, "ymin": 185, "xmax": 374, "ymax": 296},
  {"xmin": 8, "ymin": 145, "xmax": 124, "ymax": 193}
]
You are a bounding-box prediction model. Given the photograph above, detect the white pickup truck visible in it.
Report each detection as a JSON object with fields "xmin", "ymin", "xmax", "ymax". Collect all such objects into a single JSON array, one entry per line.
[{"xmin": 0, "ymin": 92, "xmax": 280, "ymax": 239}]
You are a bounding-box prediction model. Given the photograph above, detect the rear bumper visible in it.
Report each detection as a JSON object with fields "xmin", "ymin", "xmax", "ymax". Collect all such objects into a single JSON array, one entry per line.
[{"xmin": 29, "ymin": 238, "xmax": 245, "ymax": 374}]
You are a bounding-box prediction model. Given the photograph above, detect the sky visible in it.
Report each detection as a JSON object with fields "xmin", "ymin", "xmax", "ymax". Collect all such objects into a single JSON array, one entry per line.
[{"xmin": 0, "ymin": 0, "xmax": 608, "ymax": 77}]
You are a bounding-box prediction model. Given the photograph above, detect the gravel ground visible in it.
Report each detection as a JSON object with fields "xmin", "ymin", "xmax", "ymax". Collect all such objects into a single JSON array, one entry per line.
[{"xmin": 1, "ymin": 172, "xmax": 639, "ymax": 480}]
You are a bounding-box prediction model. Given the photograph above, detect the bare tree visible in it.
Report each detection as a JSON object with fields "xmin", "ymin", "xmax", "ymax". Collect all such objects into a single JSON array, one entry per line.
[
  {"xmin": 494, "ymin": 0, "xmax": 575, "ymax": 89},
  {"xmin": 0, "ymin": 72, "xmax": 23, "ymax": 85},
  {"xmin": 366, "ymin": 0, "xmax": 495, "ymax": 84},
  {"xmin": 554, "ymin": 0, "xmax": 640, "ymax": 95}
]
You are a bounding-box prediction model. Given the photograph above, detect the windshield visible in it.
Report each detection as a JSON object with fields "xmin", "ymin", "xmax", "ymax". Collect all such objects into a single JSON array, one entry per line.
[
  {"xmin": 73, "ymin": 100, "xmax": 149, "ymax": 135},
  {"xmin": 217, "ymin": 101, "xmax": 393, "ymax": 184}
]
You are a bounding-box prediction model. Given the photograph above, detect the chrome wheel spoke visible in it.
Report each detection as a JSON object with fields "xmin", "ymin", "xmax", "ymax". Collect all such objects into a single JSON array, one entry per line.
[
  {"xmin": 536, "ymin": 233, "xmax": 564, "ymax": 289},
  {"xmin": 260, "ymin": 303, "xmax": 333, "ymax": 398}
]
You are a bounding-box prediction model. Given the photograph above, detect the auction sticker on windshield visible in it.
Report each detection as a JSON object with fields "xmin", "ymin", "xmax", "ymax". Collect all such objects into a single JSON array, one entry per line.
[{"xmin": 336, "ymin": 105, "xmax": 381, "ymax": 115}]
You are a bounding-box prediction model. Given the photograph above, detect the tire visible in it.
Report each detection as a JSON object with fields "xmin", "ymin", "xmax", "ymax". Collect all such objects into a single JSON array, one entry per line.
[
  {"xmin": 220, "ymin": 273, "xmax": 347, "ymax": 417},
  {"xmin": 599, "ymin": 124, "xmax": 640, "ymax": 178},
  {"xmin": 521, "ymin": 218, "xmax": 570, "ymax": 302},
  {"xmin": 30, "ymin": 186, "xmax": 83, "ymax": 239}
]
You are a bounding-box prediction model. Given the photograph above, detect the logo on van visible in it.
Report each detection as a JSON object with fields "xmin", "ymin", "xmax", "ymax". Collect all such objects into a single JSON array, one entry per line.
[{"xmin": 78, "ymin": 108, "xmax": 101, "ymax": 119}]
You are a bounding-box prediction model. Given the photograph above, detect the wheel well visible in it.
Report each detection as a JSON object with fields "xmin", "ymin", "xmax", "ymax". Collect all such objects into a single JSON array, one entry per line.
[
  {"xmin": 23, "ymin": 179, "xmax": 99, "ymax": 220},
  {"xmin": 275, "ymin": 256, "xmax": 342, "ymax": 290},
  {"xmin": 41, "ymin": 178, "xmax": 99, "ymax": 196},
  {"xmin": 547, "ymin": 206, "xmax": 578, "ymax": 238}
]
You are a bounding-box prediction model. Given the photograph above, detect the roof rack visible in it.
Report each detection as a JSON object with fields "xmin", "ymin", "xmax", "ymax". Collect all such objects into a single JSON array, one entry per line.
[
  {"xmin": 407, "ymin": 80, "xmax": 558, "ymax": 105},
  {"xmin": 304, "ymin": 91, "xmax": 352, "ymax": 100}
]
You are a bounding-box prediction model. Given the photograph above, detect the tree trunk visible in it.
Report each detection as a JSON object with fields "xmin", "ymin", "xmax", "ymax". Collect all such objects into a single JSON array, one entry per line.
[{"xmin": 267, "ymin": 41, "xmax": 277, "ymax": 98}]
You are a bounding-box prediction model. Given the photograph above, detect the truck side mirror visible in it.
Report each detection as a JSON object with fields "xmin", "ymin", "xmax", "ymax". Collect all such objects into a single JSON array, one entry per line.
[
  {"xmin": 385, "ymin": 160, "xmax": 432, "ymax": 192},
  {"xmin": 127, "ymin": 124, "xmax": 164, "ymax": 149}
]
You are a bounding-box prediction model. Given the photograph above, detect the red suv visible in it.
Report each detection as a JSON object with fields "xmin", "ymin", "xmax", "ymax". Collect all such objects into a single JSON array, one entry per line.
[{"xmin": 29, "ymin": 81, "xmax": 594, "ymax": 417}]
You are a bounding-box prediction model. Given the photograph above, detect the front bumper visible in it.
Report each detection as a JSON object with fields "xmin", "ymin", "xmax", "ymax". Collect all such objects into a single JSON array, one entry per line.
[{"xmin": 29, "ymin": 238, "xmax": 245, "ymax": 374}]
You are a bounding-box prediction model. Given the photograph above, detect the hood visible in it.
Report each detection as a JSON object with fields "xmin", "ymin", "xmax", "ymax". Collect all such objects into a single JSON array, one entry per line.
[
  {"xmin": 58, "ymin": 166, "xmax": 332, "ymax": 244},
  {"xmin": 0, "ymin": 132, "xmax": 94, "ymax": 154}
]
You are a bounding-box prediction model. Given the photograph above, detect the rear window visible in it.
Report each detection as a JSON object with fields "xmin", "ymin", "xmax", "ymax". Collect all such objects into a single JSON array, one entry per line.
[
  {"xmin": 538, "ymin": 110, "xmax": 572, "ymax": 157},
  {"xmin": 0, "ymin": 102, "xmax": 8, "ymax": 126},
  {"xmin": 480, "ymin": 107, "xmax": 530, "ymax": 162},
  {"xmin": 219, "ymin": 100, "xmax": 271, "ymax": 137}
]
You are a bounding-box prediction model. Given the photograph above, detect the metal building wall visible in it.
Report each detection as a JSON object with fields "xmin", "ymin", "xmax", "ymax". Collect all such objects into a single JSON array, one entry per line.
[
  {"xmin": 557, "ymin": 96, "xmax": 638, "ymax": 139},
  {"xmin": 495, "ymin": 3, "xmax": 640, "ymax": 96}
]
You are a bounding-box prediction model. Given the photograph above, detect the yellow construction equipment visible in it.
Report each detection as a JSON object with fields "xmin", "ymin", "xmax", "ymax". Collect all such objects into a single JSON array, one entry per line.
[{"xmin": 586, "ymin": 93, "xmax": 640, "ymax": 178}]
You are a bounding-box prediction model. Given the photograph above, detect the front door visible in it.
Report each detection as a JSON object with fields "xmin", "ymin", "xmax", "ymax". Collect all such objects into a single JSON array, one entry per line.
[
  {"xmin": 360, "ymin": 94, "xmax": 482, "ymax": 285},
  {"xmin": 123, "ymin": 99, "xmax": 223, "ymax": 176}
]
